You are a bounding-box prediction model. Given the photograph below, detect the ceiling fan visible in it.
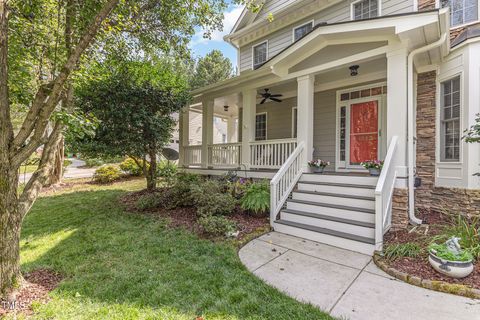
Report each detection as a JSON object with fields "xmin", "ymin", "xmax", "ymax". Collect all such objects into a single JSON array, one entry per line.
[{"xmin": 259, "ymin": 88, "xmax": 283, "ymax": 104}]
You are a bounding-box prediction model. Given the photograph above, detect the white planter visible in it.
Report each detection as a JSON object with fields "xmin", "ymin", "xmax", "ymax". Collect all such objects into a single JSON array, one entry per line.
[{"xmin": 428, "ymin": 251, "xmax": 474, "ymax": 279}]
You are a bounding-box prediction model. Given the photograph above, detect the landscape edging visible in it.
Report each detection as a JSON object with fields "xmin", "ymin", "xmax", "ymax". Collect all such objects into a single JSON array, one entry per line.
[{"xmin": 373, "ymin": 252, "xmax": 480, "ymax": 299}]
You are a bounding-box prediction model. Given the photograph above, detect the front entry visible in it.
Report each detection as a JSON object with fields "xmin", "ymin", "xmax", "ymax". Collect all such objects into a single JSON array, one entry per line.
[{"xmin": 336, "ymin": 84, "xmax": 385, "ymax": 170}]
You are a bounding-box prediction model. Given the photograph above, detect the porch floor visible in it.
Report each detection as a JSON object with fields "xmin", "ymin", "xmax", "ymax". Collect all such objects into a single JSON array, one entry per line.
[{"xmin": 239, "ymin": 232, "xmax": 480, "ymax": 320}]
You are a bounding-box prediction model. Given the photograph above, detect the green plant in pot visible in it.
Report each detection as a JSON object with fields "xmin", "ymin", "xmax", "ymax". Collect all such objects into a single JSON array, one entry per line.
[
  {"xmin": 361, "ymin": 160, "xmax": 384, "ymax": 176},
  {"xmin": 308, "ymin": 159, "xmax": 330, "ymax": 173},
  {"xmin": 428, "ymin": 237, "xmax": 474, "ymax": 279}
]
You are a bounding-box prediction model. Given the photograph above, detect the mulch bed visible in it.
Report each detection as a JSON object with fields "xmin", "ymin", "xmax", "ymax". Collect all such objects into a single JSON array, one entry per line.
[
  {"xmin": 120, "ymin": 189, "xmax": 270, "ymax": 241},
  {"xmin": 0, "ymin": 269, "xmax": 63, "ymax": 317},
  {"xmin": 382, "ymin": 209, "xmax": 480, "ymax": 290}
]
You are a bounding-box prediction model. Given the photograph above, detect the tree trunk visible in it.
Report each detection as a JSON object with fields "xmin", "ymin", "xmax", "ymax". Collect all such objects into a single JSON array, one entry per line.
[
  {"xmin": 0, "ymin": 168, "xmax": 22, "ymax": 298},
  {"xmin": 49, "ymin": 137, "xmax": 65, "ymax": 185},
  {"xmin": 146, "ymin": 149, "xmax": 157, "ymax": 191}
]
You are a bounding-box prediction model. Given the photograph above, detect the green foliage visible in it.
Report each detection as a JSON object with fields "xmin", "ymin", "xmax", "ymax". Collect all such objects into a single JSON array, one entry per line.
[
  {"xmin": 136, "ymin": 193, "xmax": 162, "ymax": 211},
  {"xmin": 429, "ymin": 243, "xmax": 474, "ymax": 262},
  {"xmin": 63, "ymin": 159, "xmax": 73, "ymax": 168},
  {"xmin": 240, "ymin": 181, "xmax": 270, "ymax": 216},
  {"xmin": 157, "ymin": 161, "xmax": 177, "ymax": 187},
  {"xmin": 84, "ymin": 158, "xmax": 104, "ymax": 168},
  {"xmin": 191, "ymin": 50, "xmax": 233, "ymax": 89},
  {"xmin": 163, "ymin": 173, "xmax": 202, "ymax": 208},
  {"xmin": 93, "ymin": 165, "xmax": 122, "ymax": 184},
  {"xmin": 120, "ymin": 158, "xmax": 144, "ymax": 176},
  {"xmin": 464, "ymin": 114, "xmax": 480, "ymax": 144},
  {"xmin": 191, "ymin": 180, "xmax": 236, "ymax": 216},
  {"xmin": 438, "ymin": 215, "xmax": 480, "ymax": 259},
  {"xmin": 384, "ymin": 243, "xmax": 422, "ymax": 261},
  {"xmin": 198, "ymin": 215, "xmax": 237, "ymax": 236}
]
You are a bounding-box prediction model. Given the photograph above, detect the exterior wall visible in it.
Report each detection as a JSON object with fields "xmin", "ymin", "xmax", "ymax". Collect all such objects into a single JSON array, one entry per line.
[
  {"xmin": 239, "ymin": 0, "xmax": 414, "ymax": 72},
  {"xmin": 392, "ymin": 188, "xmax": 409, "ymax": 229},
  {"xmin": 254, "ymin": 0, "xmax": 297, "ymax": 21},
  {"xmin": 256, "ymin": 97, "xmax": 296, "ymax": 140},
  {"xmin": 417, "ymin": 0, "xmax": 435, "ymax": 10},
  {"xmin": 313, "ymin": 90, "xmax": 337, "ymax": 166}
]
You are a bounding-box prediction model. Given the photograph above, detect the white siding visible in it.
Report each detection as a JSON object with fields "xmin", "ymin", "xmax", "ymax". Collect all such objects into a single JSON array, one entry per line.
[
  {"xmin": 313, "ymin": 90, "xmax": 337, "ymax": 165},
  {"xmin": 239, "ymin": 0, "xmax": 414, "ymax": 72}
]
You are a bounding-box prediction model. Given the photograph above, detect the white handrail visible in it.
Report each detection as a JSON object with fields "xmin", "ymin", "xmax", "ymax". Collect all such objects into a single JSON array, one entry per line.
[
  {"xmin": 269, "ymin": 142, "xmax": 305, "ymax": 226},
  {"xmin": 374, "ymin": 136, "xmax": 398, "ymax": 251}
]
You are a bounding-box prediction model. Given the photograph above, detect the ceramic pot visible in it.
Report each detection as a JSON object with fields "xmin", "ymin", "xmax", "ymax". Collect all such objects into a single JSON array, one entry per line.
[
  {"xmin": 368, "ymin": 168, "xmax": 380, "ymax": 176},
  {"xmin": 312, "ymin": 167, "xmax": 324, "ymax": 173},
  {"xmin": 428, "ymin": 250, "xmax": 474, "ymax": 279}
]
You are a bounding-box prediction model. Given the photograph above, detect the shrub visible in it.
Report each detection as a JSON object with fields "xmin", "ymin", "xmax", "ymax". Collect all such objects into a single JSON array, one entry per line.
[
  {"xmin": 191, "ymin": 180, "xmax": 236, "ymax": 216},
  {"xmin": 240, "ymin": 181, "xmax": 270, "ymax": 216},
  {"xmin": 84, "ymin": 158, "xmax": 104, "ymax": 168},
  {"xmin": 63, "ymin": 159, "xmax": 72, "ymax": 168},
  {"xmin": 435, "ymin": 215, "xmax": 480, "ymax": 259},
  {"xmin": 157, "ymin": 161, "xmax": 177, "ymax": 187},
  {"xmin": 384, "ymin": 243, "xmax": 422, "ymax": 261},
  {"xmin": 120, "ymin": 158, "xmax": 144, "ymax": 176},
  {"xmin": 136, "ymin": 193, "xmax": 162, "ymax": 211},
  {"xmin": 429, "ymin": 243, "xmax": 474, "ymax": 262},
  {"xmin": 198, "ymin": 214, "xmax": 237, "ymax": 236},
  {"xmin": 93, "ymin": 165, "xmax": 122, "ymax": 183},
  {"xmin": 165, "ymin": 173, "xmax": 201, "ymax": 208}
]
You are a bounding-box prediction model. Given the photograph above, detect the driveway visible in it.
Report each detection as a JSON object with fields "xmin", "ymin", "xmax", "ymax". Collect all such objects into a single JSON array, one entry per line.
[
  {"xmin": 239, "ymin": 232, "xmax": 480, "ymax": 320},
  {"xmin": 19, "ymin": 158, "xmax": 95, "ymax": 183}
]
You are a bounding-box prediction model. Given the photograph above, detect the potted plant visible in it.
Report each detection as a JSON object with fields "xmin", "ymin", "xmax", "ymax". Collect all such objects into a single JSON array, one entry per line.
[
  {"xmin": 308, "ymin": 159, "xmax": 330, "ymax": 173},
  {"xmin": 428, "ymin": 237, "xmax": 474, "ymax": 279},
  {"xmin": 361, "ymin": 160, "xmax": 384, "ymax": 176}
]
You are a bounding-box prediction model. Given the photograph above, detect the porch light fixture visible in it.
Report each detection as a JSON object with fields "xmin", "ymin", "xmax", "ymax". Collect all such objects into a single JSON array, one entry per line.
[
  {"xmin": 349, "ymin": 65, "xmax": 359, "ymax": 76},
  {"xmin": 224, "ymin": 105, "xmax": 229, "ymax": 112}
]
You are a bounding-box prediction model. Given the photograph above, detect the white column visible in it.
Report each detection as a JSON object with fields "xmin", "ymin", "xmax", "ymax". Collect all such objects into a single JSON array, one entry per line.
[
  {"xmin": 201, "ymin": 99, "xmax": 214, "ymax": 168},
  {"xmin": 241, "ymin": 89, "xmax": 257, "ymax": 169},
  {"xmin": 178, "ymin": 106, "xmax": 190, "ymax": 167},
  {"xmin": 386, "ymin": 47, "xmax": 408, "ymax": 178},
  {"xmin": 227, "ymin": 116, "xmax": 236, "ymax": 143},
  {"xmin": 297, "ymin": 75, "xmax": 315, "ymax": 170}
]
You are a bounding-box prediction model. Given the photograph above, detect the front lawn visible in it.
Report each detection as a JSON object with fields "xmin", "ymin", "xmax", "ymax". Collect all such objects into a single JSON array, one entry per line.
[{"xmin": 16, "ymin": 178, "xmax": 332, "ymax": 319}]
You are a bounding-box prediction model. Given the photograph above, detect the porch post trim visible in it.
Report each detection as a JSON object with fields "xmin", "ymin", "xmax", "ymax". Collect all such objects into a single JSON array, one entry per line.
[
  {"xmin": 241, "ymin": 89, "xmax": 257, "ymax": 169},
  {"xmin": 178, "ymin": 105, "xmax": 190, "ymax": 167},
  {"xmin": 201, "ymin": 99, "xmax": 214, "ymax": 168},
  {"xmin": 297, "ymin": 74, "xmax": 315, "ymax": 171}
]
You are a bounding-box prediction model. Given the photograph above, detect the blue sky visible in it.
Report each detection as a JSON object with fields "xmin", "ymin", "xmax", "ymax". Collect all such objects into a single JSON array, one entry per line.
[{"xmin": 189, "ymin": 3, "xmax": 244, "ymax": 69}]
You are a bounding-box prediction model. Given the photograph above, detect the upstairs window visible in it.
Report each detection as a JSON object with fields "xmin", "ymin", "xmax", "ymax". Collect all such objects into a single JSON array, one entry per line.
[
  {"xmin": 255, "ymin": 113, "xmax": 267, "ymax": 141},
  {"xmin": 252, "ymin": 41, "xmax": 268, "ymax": 69},
  {"xmin": 293, "ymin": 21, "xmax": 314, "ymax": 42},
  {"xmin": 440, "ymin": 76, "xmax": 461, "ymax": 162},
  {"xmin": 441, "ymin": 0, "xmax": 478, "ymax": 27},
  {"xmin": 352, "ymin": 0, "xmax": 379, "ymax": 20}
]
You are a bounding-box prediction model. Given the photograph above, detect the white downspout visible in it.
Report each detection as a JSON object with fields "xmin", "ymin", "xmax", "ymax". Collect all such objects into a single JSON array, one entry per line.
[{"xmin": 407, "ymin": 30, "xmax": 447, "ymax": 225}]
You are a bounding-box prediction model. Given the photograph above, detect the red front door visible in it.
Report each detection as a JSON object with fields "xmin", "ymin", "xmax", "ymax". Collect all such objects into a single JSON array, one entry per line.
[{"xmin": 349, "ymin": 101, "xmax": 378, "ymax": 165}]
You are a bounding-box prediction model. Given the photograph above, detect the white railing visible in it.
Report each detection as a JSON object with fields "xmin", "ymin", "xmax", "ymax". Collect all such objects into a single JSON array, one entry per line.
[
  {"xmin": 374, "ymin": 136, "xmax": 398, "ymax": 252},
  {"xmin": 208, "ymin": 143, "xmax": 242, "ymax": 168},
  {"xmin": 250, "ymin": 138, "xmax": 297, "ymax": 169},
  {"xmin": 270, "ymin": 142, "xmax": 305, "ymax": 226},
  {"xmin": 183, "ymin": 145, "xmax": 202, "ymax": 167}
]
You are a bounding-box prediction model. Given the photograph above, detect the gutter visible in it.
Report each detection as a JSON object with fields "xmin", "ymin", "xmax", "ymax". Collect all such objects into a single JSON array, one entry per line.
[{"xmin": 406, "ymin": 24, "xmax": 448, "ymax": 225}]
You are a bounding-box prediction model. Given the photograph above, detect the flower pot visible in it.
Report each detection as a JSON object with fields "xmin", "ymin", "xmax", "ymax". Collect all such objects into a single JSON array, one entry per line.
[
  {"xmin": 428, "ymin": 250, "xmax": 474, "ymax": 279},
  {"xmin": 368, "ymin": 168, "xmax": 380, "ymax": 176},
  {"xmin": 312, "ymin": 167, "xmax": 324, "ymax": 173}
]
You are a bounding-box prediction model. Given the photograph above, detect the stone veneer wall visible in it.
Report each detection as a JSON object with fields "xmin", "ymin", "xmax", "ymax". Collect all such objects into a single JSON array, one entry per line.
[
  {"xmin": 415, "ymin": 72, "xmax": 480, "ymax": 218},
  {"xmin": 392, "ymin": 188, "xmax": 409, "ymax": 229}
]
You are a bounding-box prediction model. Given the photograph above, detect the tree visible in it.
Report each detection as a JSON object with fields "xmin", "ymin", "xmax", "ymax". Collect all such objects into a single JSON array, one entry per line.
[
  {"xmin": 0, "ymin": 0, "xmax": 235, "ymax": 298},
  {"xmin": 73, "ymin": 60, "xmax": 189, "ymax": 190},
  {"xmin": 191, "ymin": 49, "xmax": 233, "ymax": 89}
]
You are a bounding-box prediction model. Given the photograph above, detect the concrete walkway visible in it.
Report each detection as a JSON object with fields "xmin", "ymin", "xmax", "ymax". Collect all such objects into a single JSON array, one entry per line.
[{"xmin": 239, "ymin": 232, "xmax": 480, "ymax": 320}]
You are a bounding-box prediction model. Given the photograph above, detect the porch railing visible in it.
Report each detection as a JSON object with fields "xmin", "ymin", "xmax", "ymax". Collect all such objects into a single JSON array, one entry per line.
[
  {"xmin": 270, "ymin": 142, "xmax": 305, "ymax": 227},
  {"xmin": 374, "ymin": 135, "xmax": 398, "ymax": 252},
  {"xmin": 183, "ymin": 145, "xmax": 202, "ymax": 167},
  {"xmin": 250, "ymin": 138, "xmax": 297, "ymax": 169},
  {"xmin": 208, "ymin": 143, "xmax": 242, "ymax": 168}
]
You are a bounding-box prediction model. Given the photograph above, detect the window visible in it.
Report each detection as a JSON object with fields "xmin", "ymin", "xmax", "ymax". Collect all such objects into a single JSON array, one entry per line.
[
  {"xmin": 222, "ymin": 134, "xmax": 227, "ymax": 143},
  {"xmin": 255, "ymin": 113, "xmax": 267, "ymax": 141},
  {"xmin": 352, "ymin": 0, "xmax": 379, "ymax": 20},
  {"xmin": 252, "ymin": 42, "xmax": 268, "ymax": 68},
  {"xmin": 339, "ymin": 106, "xmax": 347, "ymax": 162},
  {"xmin": 293, "ymin": 21, "xmax": 313, "ymax": 42},
  {"xmin": 292, "ymin": 107, "xmax": 298, "ymax": 138},
  {"xmin": 441, "ymin": 0, "xmax": 478, "ymax": 27},
  {"xmin": 440, "ymin": 76, "xmax": 461, "ymax": 162}
]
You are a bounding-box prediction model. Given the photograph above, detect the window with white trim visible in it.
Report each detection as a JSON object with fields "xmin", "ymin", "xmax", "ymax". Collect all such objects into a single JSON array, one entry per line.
[
  {"xmin": 441, "ymin": 0, "xmax": 478, "ymax": 27},
  {"xmin": 440, "ymin": 76, "xmax": 461, "ymax": 162},
  {"xmin": 352, "ymin": 0, "xmax": 379, "ymax": 20},
  {"xmin": 255, "ymin": 113, "xmax": 267, "ymax": 141},
  {"xmin": 293, "ymin": 21, "xmax": 313, "ymax": 42},
  {"xmin": 253, "ymin": 42, "xmax": 268, "ymax": 68}
]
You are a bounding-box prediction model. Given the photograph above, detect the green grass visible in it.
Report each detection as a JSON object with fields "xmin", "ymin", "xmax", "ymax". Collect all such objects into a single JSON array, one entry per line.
[
  {"xmin": 19, "ymin": 165, "xmax": 39, "ymax": 174},
  {"xmin": 15, "ymin": 178, "xmax": 332, "ymax": 319}
]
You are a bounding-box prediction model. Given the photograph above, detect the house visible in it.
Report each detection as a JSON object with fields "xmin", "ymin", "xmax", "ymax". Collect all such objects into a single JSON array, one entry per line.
[{"xmin": 178, "ymin": 0, "xmax": 480, "ymax": 254}]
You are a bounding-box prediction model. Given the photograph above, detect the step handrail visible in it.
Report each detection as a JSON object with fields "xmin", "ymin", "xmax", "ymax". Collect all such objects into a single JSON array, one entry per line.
[
  {"xmin": 270, "ymin": 142, "xmax": 305, "ymax": 226},
  {"xmin": 374, "ymin": 135, "xmax": 398, "ymax": 251}
]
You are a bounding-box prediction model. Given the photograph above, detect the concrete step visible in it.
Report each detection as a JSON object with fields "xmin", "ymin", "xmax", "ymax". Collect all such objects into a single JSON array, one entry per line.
[
  {"xmin": 286, "ymin": 199, "xmax": 375, "ymax": 223},
  {"xmin": 281, "ymin": 209, "xmax": 375, "ymax": 238},
  {"xmin": 297, "ymin": 181, "xmax": 375, "ymax": 197},
  {"xmin": 292, "ymin": 190, "xmax": 375, "ymax": 210},
  {"xmin": 300, "ymin": 173, "xmax": 378, "ymax": 186},
  {"xmin": 273, "ymin": 220, "xmax": 376, "ymax": 255}
]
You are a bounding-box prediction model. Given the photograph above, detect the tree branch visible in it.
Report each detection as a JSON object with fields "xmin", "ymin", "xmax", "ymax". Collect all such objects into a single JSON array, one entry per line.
[{"xmin": 12, "ymin": 0, "xmax": 120, "ymax": 150}]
